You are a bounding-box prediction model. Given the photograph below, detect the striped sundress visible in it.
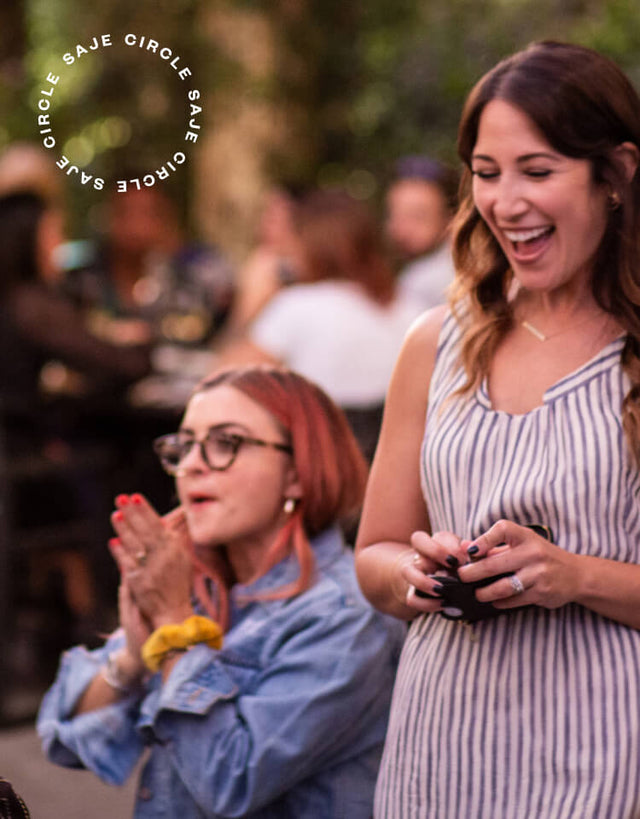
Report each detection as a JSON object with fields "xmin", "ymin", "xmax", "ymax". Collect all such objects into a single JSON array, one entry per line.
[{"xmin": 374, "ymin": 312, "xmax": 640, "ymax": 818}]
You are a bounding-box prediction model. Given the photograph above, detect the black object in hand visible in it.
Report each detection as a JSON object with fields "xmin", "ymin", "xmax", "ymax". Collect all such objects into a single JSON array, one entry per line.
[{"xmin": 415, "ymin": 524, "xmax": 554, "ymax": 623}]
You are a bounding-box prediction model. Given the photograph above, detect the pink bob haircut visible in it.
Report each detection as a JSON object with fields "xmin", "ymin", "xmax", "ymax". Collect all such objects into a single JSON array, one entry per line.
[{"xmin": 185, "ymin": 365, "xmax": 369, "ymax": 630}]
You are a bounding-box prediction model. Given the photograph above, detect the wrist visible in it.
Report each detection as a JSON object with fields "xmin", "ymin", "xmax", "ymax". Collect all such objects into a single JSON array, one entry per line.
[
  {"xmin": 391, "ymin": 549, "xmax": 415, "ymax": 606},
  {"xmin": 571, "ymin": 554, "xmax": 601, "ymax": 607},
  {"xmin": 142, "ymin": 615, "xmax": 223, "ymax": 673},
  {"xmin": 101, "ymin": 648, "xmax": 145, "ymax": 693},
  {"xmin": 116, "ymin": 646, "xmax": 146, "ymax": 678},
  {"xmin": 152, "ymin": 605, "xmax": 195, "ymax": 629}
]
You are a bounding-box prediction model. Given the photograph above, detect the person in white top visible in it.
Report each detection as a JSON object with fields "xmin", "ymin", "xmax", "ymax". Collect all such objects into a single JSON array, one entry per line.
[
  {"xmin": 385, "ymin": 155, "xmax": 458, "ymax": 309},
  {"xmin": 251, "ymin": 278, "xmax": 419, "ymax": 407},
  {"xmin": 216, "ymin": 189, "xmax": 422, "ymax": 460},
  {"xmin": 248, "ymin": 189, "xmax": 422, "ymax": 408}
]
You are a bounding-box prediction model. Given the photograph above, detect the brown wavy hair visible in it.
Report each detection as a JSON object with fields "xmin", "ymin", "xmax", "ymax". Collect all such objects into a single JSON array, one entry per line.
[
  {"xmin": 295, "ymin": 189, "xmax": 396, "ymax": 305},
  {"xmin": 186, "ymin": 365, "xmax": 368, "ymax": 630},
  {"xmin": 451, "ymin": 40, "xmax": 640, "ymax": 462}
]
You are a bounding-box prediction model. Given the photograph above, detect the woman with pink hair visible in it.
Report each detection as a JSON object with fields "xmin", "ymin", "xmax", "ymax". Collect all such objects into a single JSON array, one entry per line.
[{"xmin": 39, "ymin": 365, "xmax": 404, "ymax": 818}]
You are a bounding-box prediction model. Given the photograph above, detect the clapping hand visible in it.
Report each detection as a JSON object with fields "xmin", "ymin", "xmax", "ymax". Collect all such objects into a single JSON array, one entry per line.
[{"xmin": 109, "ymin": 494, "xmax": 195, "ymax": 629}]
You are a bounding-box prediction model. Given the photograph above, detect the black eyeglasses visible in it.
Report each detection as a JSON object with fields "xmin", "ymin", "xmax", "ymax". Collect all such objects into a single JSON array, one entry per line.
[{"xmin": 153, "ymin": 429, "xmax": 293, "ymax": 475}]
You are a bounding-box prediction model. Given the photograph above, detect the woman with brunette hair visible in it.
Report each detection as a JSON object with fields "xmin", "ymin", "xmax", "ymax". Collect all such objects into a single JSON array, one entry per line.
[
  {"xmin": 0, "ymin": 191, "xmax": 151, "ymax": 405},
  {"xmin": 356, "ymin": 41, "xmax": 640, "ymax": 817},
  {"xmin": 38, "ymin": 365, "xmax": 405, "ymax": 818},
  {"xmin": 228, "ymin": 190, "xmax": 421, "ymax": 411}
]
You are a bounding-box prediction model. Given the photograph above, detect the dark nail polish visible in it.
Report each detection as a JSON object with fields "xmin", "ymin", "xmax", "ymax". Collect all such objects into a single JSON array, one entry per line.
[
  {"xmin": 415, "ymin": 589, "xmax": 440, "ymax": 600},
  {"xmin": 432, "ymin": 583, "xmax": 444, "ymax": 595},
  {"xmin": 429, "ymin": 573, "xmax": 456, "ymax": 584},
  {"xmin": 445, "ymin": 555, "xmax": 459, "ymax": 568},
  {"xmin": 467, "ymin": 544, "xmax": 479, "ymax": 556}
]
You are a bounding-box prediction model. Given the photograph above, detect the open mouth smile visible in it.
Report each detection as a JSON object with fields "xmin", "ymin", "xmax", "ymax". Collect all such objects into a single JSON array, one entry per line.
[{"xmin": 502, "ymin": 225, "xmax": 555, "ymax": 259}]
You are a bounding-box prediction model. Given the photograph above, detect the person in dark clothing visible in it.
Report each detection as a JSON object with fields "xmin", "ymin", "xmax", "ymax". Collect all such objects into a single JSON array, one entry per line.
[{"xmin": 0, "ymin": 191, "xmax": 152, "ymax": 408}]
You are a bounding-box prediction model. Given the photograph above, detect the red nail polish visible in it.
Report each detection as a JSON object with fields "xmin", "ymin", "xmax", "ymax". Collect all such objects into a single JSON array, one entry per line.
[
  {"xmin": 113, "ymin": 511, "xmax": 124, "ymax": 522},
  {"xmin": 108, "ymin": 537, "xmax": 120, "ymax": 547},
  {"xmin": 116, "ymin": 494, "xmax": 129, "ymax": 506},
  {"xmin": 131, "ymin": 494, "xmax": 143, "ymax": 505}
]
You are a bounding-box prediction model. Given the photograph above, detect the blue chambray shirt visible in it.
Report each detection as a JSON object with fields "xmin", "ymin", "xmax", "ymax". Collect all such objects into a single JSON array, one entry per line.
[{"xmin": 37, "ymin": 527, "xmax": 406, "ymax": 818}]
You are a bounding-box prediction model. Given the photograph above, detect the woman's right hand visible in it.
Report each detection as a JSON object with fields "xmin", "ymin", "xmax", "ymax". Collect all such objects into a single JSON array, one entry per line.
[{"xmin": 403, "ymin": 530, "xmax": 469, "ymax": 611}]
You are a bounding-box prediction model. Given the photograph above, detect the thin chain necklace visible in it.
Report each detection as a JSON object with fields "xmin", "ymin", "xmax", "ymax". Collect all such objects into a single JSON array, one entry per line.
[{"xmin": 521, "ymin": 313, "xmax": 600, "ymax": 342}]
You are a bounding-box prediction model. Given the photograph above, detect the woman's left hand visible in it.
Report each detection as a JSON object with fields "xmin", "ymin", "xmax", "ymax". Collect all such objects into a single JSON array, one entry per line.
[
  {"xmin": 110, "ymin": 494, "xmax": 195, "ymax": 628},
  {"xmin": 457, "ymin": 519, "xmax": 580, "ymax": 610}
]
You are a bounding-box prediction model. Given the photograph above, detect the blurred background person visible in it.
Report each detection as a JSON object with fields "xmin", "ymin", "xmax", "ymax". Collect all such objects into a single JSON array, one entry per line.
[
  {"xmin": 225, "ymin": 184, "xmax": 304, "ymax": 334},
  {"xmin": 0, "ymin": 142, "xmax": 64, "ymax": 207},
  {"xmin": 63, "ymin": 184, "xmax": 235, "ymax": 351},
  {"xmin": 385, "ymin": 154, "xmax": 459, "ymax": 310},
  {"xmin": 0, "ymin": 190, "xmax": 152, "ymax": 412},
  {"xmin": 219, "ymin": 189, "xmax": 423, "ymax": 461},
  {"xmin": 0, "ymin": 189, "xmax": 155, "ymax": 701}
]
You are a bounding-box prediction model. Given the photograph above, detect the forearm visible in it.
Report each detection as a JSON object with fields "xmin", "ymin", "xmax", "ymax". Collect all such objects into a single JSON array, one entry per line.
[
  {"xmin": 74, "ymin": 675, "xmax": 124, "ymax": 715},
  {"xmin": 574, "ymin": 554, "xmax": 640, "ymax": 629},
  {"xmin": 355, "ymin": 542, "xmax": 417, "ymax": 620},
  {"xmin": 38, "ymin": 643, "xmax": 145, "ymax": 784},
  {"xmin": 74, "ymin": 648, "xmax": 145, "ymax": 715},
  {"xmin": 14, "ymin": 287, "xmax": 151, "ymax": 383}
]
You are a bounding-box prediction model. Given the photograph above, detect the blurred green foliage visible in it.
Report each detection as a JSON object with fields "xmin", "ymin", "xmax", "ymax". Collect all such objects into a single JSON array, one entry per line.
[
  {"xmin": 3, "ymin": 0, "xmax": 640, "ymax": 232},
  {"xmin": 265, "ymin": 0, "xmax": 640, "ymax": 193},
  {"xmin": 14, "ymin": 0, "xmax": 208, "ymax": 226}
]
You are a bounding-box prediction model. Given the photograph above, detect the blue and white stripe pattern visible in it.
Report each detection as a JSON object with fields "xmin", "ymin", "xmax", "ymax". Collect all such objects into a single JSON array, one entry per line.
[{"xmin": 375, "ymin": 312, "xmax": 640, "ymax": 818}]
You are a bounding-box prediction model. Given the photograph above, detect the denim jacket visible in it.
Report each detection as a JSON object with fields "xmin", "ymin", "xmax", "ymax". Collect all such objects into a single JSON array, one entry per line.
[{"xmin": 38, "ymin": 527, "xmax": 405, "ymax": 818}]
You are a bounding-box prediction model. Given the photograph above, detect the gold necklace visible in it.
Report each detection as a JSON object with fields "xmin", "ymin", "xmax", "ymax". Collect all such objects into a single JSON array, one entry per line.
[
  {"xmin": 520, "ymin": 314, "xmax": 598, "ymax": 342},
  {"xmin": 521, "ymin": 320, "xmax": 548, "ymax": 341}
]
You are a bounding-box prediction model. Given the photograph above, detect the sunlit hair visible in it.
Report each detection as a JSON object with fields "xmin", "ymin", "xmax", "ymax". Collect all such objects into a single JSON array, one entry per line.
[
  {"xmin": 451, "ymin": 40, "xmax": 640, "ymax": 462},
  {"xmin": 184, "ymin": 365, "xmax": 369, "ymax": 630},
  {"xmin": 295, "ymin": 189, "xmax": 395, "ymax": 305}
]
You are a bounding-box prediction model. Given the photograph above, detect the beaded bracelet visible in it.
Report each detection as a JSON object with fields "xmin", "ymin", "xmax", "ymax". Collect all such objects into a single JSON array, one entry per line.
[{"xmin": 141, "ymin": 615, "xmax": 223, "ymax": 673}]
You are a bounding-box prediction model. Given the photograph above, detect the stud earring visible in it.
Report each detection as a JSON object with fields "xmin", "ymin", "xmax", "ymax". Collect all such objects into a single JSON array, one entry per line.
[
  {"xmin": 609, "ymin": 191, "xmax": 622, "ymax": 210},
  {"xmin": 283, "ymin": 498, "xmax": 296, "ymax": 514}
]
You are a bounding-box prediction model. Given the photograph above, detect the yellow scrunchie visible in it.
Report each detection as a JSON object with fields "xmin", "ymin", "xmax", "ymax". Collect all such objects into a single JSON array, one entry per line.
[{"xmin": 142, "ymin": 615, "xmax": 223, "ymax": 673}]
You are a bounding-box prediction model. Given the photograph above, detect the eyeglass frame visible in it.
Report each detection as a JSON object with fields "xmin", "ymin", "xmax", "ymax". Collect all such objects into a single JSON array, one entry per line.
[{"xmin": 153, "ymin": 427, "xmax": 294, "ymax": 475}]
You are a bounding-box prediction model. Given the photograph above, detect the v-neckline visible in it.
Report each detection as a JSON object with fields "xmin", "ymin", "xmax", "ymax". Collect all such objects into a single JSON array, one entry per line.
[{"xmin": 476, "ymin": 335, "xmax": 627, "ymax": 417}]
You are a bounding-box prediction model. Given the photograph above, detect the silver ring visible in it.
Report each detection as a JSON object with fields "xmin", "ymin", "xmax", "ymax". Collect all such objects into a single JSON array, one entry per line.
[
  {"xmin": 135, "ymin": 551, "xmax": 147, "ymax": 567},
  {"xmin": 510, "ymin": 573, "xmax": 524, "ymax": 595}
]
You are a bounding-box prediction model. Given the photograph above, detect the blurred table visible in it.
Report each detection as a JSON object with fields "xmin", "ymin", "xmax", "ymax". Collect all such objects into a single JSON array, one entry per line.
[{"xmin": 127, "ymin": 343, "xmax": 218, "ymax": 412}]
